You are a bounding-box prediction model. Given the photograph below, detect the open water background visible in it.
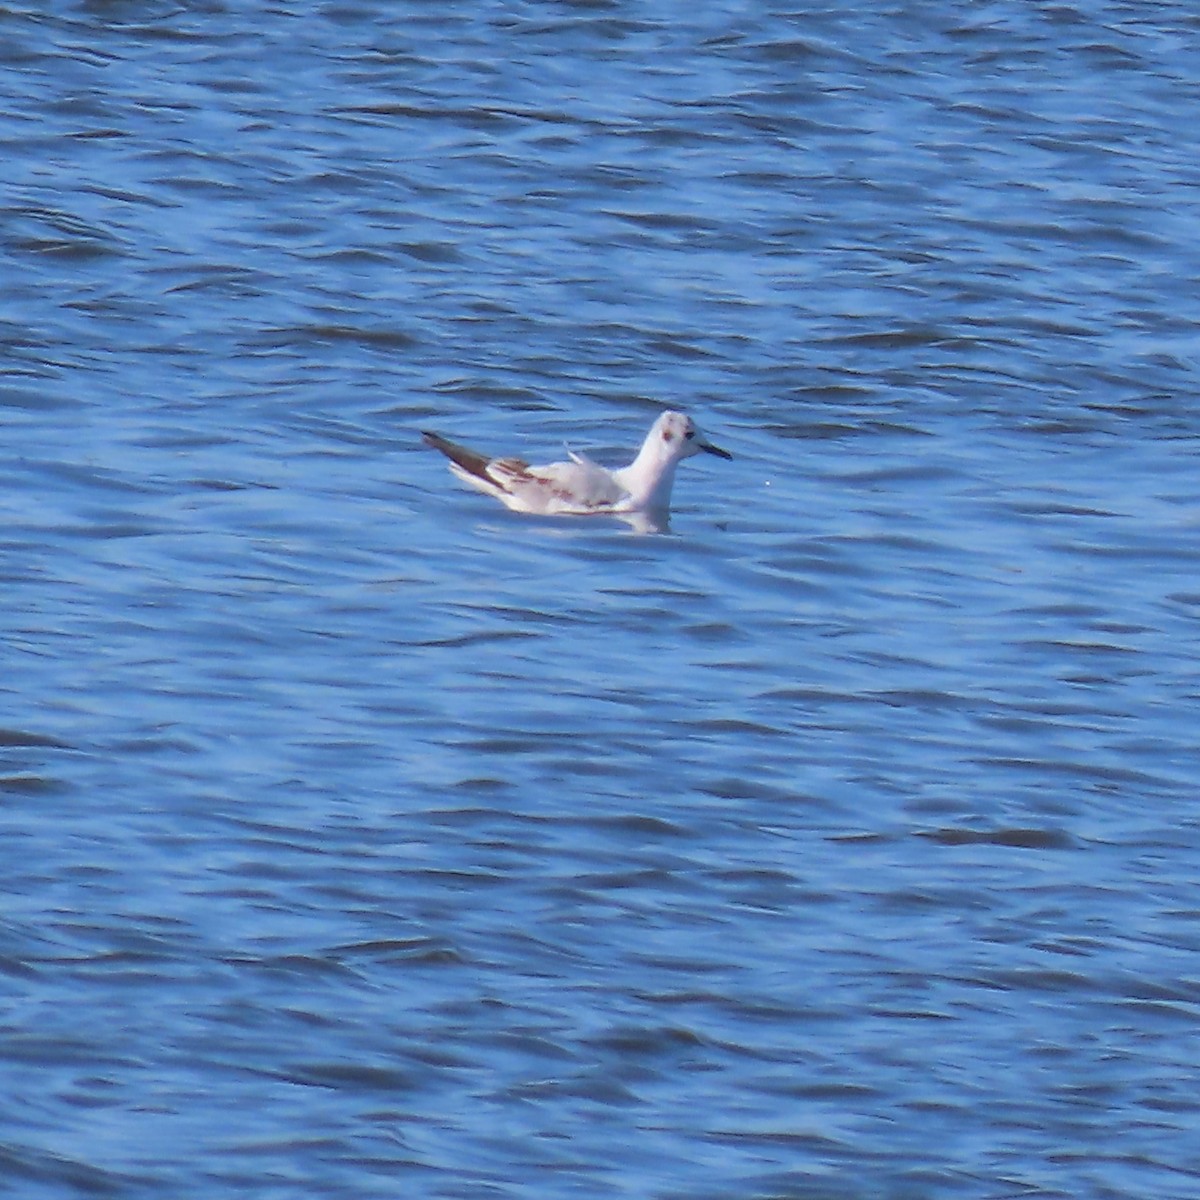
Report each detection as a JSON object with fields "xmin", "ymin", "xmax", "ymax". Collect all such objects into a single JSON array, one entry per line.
[{"xmin": 3, "ymin": 2, "xmax": 1200, "ymax": 1197}]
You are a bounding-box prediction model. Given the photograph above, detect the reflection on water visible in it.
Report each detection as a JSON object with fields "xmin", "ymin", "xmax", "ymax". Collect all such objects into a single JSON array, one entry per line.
[{"xmin": 3, "ymin": 3, "xmax": 1200, "ymax": 1198}]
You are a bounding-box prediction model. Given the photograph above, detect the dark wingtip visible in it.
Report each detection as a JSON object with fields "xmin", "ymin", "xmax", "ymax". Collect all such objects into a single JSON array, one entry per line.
[{"xmin": 420, "ymin": 430, "xmax": 497, "ymax": 481}]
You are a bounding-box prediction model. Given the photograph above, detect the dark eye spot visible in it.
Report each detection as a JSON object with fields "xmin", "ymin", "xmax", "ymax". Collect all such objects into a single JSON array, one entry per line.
[{"xmin": 684, "ymin": 429, "xmax": 695, "ymax": 440}]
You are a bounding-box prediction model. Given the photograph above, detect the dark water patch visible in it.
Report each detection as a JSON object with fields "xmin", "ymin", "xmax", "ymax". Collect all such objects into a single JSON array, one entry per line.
[
  {"xmin": 329, "ymin": 937, "xmax": 461, "ymax": 965},
  {"xmin": 967, "ymin": 967, "xmax": 1098, "ymax": 995},
  {"xmin": 973, "ymin": 755, "xmax": 1173, "ymax": 792},
  {"xmin": 217, "ymin": 953, "xmax": 367, "ymax": 980},
  {"xmin": 272, "ymin": 1061, "xmax": 418, "ymax": 1094},
  {"xmin": 0, "ymin": 773, "xmax": 64, "ymax": 796},
  {"xmin": 0, "ymin": 728, "xmax": 71, "ymax": 749},
  {"xmin": 0, "ymin": 1033, "xmax": 141, "ymax": 1072},
  {"xmin": 254, "ymin": 322, "xmax": 422, "ymax": 352},
  {"xmin": 4, "ymin": 205, "xmax": 128, "ymax": 260},
  {"xmin": 0, "ymin": 1142, "xmax": 155, "ymax": 1199},
  {"xmin": 572, "ymin": 813, "xmax": 694, "ymax": 840},
  {"xmin": 916, "ymin": 827, "xmax": 1076, "ymax": 851},
  {"xmin": 587, "ymin": 1022, "xmax": 705, "ymax": 1061},
  {"xmin": 414, "ymin": 629, "xmax": 540, "ymax": 649},
  {"xmin": 697, "ymin": 778, "xmax": 799, "ymax": 804},
  {"xmin": 161, "ymin": 265, "xmax": 278, "ymax": 297},
  {"xmin": 827, "ymin": 326, "xmax": 960, "ymax": 350}
]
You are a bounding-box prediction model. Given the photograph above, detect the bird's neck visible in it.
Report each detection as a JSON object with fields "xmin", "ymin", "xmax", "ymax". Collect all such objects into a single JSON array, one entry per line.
[{"xmin": 617, "ymin": 446, "xmax": 679, "ymax": 510}]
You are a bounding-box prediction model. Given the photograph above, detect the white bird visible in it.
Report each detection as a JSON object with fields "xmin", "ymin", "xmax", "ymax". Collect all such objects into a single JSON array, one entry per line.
[{"xmin": 422, "ymin": 410, "xmax": 731, "ymax": 533}]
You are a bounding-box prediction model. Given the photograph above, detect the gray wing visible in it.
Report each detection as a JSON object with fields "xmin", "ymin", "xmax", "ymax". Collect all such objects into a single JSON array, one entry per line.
[
  {"xmin": 424, "ymin": 430, "xmax": 629, "ymax": 515},
  {"xmin": 493, "ymin": 455, "xmax": 630, "ymax": 514}
]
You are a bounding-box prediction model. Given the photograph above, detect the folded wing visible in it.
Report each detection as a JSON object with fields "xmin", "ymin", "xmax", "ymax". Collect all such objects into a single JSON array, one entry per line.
[
  {"xmin": 490, "ymin": 456, "xmax": 629, "ymax": 514},
  {"xmin": 423, "ymin": 431, "xmax": 629, "ymax": 515}
]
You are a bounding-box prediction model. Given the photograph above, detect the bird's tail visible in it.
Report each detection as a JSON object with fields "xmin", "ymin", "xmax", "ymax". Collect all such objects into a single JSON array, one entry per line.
[{"xmin": 421, "ymin": 431, "xmax": 495, "ymax": 485}]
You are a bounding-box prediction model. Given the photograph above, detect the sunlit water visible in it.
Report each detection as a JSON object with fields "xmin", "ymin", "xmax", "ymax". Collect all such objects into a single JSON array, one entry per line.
[{"xmin": 3, "ymin": 3, "xmax": 1200, "ymax": 1198}]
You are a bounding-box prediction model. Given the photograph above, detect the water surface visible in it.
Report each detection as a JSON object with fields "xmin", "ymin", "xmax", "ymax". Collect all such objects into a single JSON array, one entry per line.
[{"xmin": 3, "ymin": 3, "xmax": 1200, "ymax": 1198}]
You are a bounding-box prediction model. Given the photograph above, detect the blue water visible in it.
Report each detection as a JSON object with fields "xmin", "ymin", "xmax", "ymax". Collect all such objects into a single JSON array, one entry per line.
[{"xmin": 4, "ymin": 3, "xmax": 1200, "ymax": 1197}]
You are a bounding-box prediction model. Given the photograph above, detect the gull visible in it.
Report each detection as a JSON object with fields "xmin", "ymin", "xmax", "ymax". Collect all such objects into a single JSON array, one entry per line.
[{"xmin": 422, "ymin": 410, "xmax": 731, "ymax": 532}]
